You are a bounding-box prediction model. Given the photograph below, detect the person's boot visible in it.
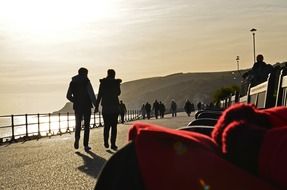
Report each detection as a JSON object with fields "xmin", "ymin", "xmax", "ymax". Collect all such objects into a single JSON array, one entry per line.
[
  {"xmin": 74, "ymin": 140, "xmax": 79, "ymax": 149},
  {"xmin": 84, "ymin": 146, "xmax": 91, "ymax": 152},
  {"xmin": 111, "ymin": 145, "xmax": 118, "ymax": 151},
  {"xmin": 104, "ymin": 141, "xmax": 109, "ymax": 148}
]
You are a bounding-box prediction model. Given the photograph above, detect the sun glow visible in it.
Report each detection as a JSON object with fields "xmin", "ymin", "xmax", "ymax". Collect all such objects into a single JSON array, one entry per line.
[{"xmin": 0, "ymin": 0, "xmax": 120, "ymax": 42}]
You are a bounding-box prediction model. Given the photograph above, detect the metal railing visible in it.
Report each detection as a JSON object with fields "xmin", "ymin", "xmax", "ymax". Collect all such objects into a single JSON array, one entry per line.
[{"xmin": 0, "ymin": 110, "xmax": 141, "ymax": 143}]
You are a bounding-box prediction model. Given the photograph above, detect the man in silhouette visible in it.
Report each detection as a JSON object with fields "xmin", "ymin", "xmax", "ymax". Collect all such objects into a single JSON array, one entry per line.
[
  {"xmin": 66, "ymin": 67, "xmax": 97, "ymax": 152},
  {"xmin": 170, "ymin": 100, "xmax": 177, "ymax": 117},
  {"xmin": 243, "ymin": 54, "xmax": 274, "ymax": 87},
  {"xmin": 159, "ymin": 101, "xmax": 166, "ymax": 118},
  {"xmin": 184, "ymin": 99, "xmax": 192, "ymax": 116},
  {"xmin": 141, "ymin": 104, "xmax": 146, "ymax": 119},
  {"xmin": 145, "ymin": 102, "xmax": 151, "ymax": 120},
  {"xmin": 152, "ymin": 100, "xmax": 160, "ymax": 119},
  {"xmin": 119, "ymin": 100, "xmax": 127, "ymax": 124},
  {"xmin": 95, "ymin": 69, "xmax": 122, "ymax": 151},
  {"xmin": 197, "ymin": 102, "xmax": 202, "ymax": 111}
]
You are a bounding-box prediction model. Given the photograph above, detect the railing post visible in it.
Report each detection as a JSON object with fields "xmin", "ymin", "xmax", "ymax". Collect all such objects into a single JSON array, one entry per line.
[
  {"xmin": 25, "ymin": 114, "xmax": 28, "ymax": 138},
  {"xmin": 37, "ymin": 113, "xmax": 40, "ymax": 137},
  {"xmin": 66, "ymin": 112, "xmax": 70, "ymax": 133},
  {"xmin": 134, "ymin": 110, "xmax": 136, "ymax": 120},
  {"xmin": 98, "ymin": 111, "xmax": 103, "ymax": 127},
  {"xmin": 47, "ymin": 113, "xmax": 52, "ymax": 136},
  {"xmin": 11, "ymin": 114, "xmax": 15, "ymax": 142},
  {"xmin": 93, "ymin": 111, "xmax": 96, "ymax": 128},
  {"xmin": 58, "ymin": 113, "xmax": 61, "ymax": 135}
]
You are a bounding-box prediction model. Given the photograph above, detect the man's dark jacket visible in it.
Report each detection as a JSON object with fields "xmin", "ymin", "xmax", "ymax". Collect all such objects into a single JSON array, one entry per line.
[
  {"xmin": 96, "ymin": 77, "xmax": 122, "ymax": 114},
  {"xmin": 66, "ymin": 75, "xmax": 96, "ymax": 112}
]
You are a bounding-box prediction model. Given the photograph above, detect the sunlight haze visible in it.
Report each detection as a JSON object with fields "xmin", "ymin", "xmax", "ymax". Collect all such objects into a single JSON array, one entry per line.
[{"xmin": 0, "ymin": 0, "xmax": 287, "ymax": 114}]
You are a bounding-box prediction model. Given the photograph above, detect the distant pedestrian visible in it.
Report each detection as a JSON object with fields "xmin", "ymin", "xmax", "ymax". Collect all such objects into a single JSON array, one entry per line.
[
  {"xmin": 159, "ymin": 101, "xmax": 166, "ymax": 118},
  {"xmin": 145, "ymin": 102, "xmax": 151, "ymax": 119},
  {"xmin": 95, "ymin": 69, "xmax": 122, "ymax": 151},
  {"xmin": 141, "ymin": 104, "xmax": 146, "ymax": 119},
  {"xmin": 184, "ymin": 99, "xmax": 192, "ymax": 117},
  {"xmin": 66, "ymin": 67, "xmax": 97, "ymax": 152},
  {"xmin": 152, "ymin": 100, "xmax": 160, "ymax": 119},
  {"xmin": 170, "ymin": 100, "xmax": 177, "ymax": 117},
  {"xmin": 242, "ymin": 54, "xmax": 274, "ymax": 87},
  {"xmin": 191, "ymin": 103, "xmax": 195, "ymax": 112},
  {"xmin": 119, "ymin": 100, "xmax": 127, "ymax": 124},
  {"xmin": 197, "ymin": 102, "xmax": 202, "ymax": 111}
]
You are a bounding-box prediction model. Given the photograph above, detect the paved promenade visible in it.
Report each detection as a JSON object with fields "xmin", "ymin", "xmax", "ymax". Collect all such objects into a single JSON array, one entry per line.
[{"xmin": 0, "ymin": 112, "xmax": 193, "ymax": 190}]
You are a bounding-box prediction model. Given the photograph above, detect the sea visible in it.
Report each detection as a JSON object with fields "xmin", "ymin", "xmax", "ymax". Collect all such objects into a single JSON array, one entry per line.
[{"xmin": 0, "ymin": 114, "xmax": 87, "ymax": 139}]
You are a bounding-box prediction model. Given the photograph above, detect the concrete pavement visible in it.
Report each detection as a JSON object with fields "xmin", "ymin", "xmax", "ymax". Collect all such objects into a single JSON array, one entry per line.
[{"xmin": 0, "ymin": 112, "xmax": 193, "ymax": 190}]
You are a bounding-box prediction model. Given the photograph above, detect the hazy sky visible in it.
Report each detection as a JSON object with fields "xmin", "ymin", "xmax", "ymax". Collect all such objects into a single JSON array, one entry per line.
[{"xmin": 0, "ymin": 0, "xmax": 287, "ymax": 114}]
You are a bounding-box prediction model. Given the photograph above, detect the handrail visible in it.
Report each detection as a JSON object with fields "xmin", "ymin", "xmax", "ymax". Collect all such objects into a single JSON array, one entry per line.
[{"xmin": 0, "ymin": 110, "xmax": 141, "ymax": 143}]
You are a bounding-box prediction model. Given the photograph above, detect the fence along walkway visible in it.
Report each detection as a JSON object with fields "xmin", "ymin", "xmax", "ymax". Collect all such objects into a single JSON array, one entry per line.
[{"xmin": 0, "ymin": 110, "xmax": 140, "ymax": 143}]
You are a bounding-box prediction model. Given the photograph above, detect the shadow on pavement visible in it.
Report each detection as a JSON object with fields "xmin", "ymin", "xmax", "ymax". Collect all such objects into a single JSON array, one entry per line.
[
  {"xmin": 106, "ymin": 149, "xmax": 114, "ymax": 154},
  {"xmin": 76, "ymin": 151, "xmax": 107, "ymax": 178}
]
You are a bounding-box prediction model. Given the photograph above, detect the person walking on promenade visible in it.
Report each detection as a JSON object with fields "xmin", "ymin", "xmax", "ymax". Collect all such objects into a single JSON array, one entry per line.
[
  {"xmin": 152, "ymin": 100, "xmax": 160, "ymax": 119},
  {"xmin": 141, "ymin": 104, "xmax": 146, "ymax": 119},
  {"xmin": 119, "ymin": 100, "xmax": 127, "ymax": 124},
  {"xmin": 66, "ymin": 67, "xmax": 97, "ymax": 152},
  {"xmin": 159, "ymin": 101, "xmax": 166, "ymax": 118},
  {"xmin": 197, "ymin": 102, "xmax": 202, "ymax": 111},
  {"xmin": 170, "ymin": 99, "xmax": 177, "ymax": 117},
  {"xmin": 184, "ymin": 99, "xmax": 192, "ymax": 117},
  {"xmin": 145, "ymin": 102, "xmax": 151, "ymax": 119},
  {"xmin": 95, "ymin": 69, "xmax": 122, "ymax": 151}
]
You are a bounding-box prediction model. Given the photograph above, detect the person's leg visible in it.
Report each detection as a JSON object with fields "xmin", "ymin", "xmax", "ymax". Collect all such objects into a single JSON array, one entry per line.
[
  {"xmin": 110, "ymin": 113, "xmax": 118, "ymax": 150},
  {"xmin": 74, "ymin": 111, "xmax": 83, "ymax": 149},
  {"xmin": 103, "ymin": 114, "xmax": 111, "ymax": 148},
  {"xmin": 83, "ymin": 110, "xmax": 91, "ymax": 149},
  {"xmin": 121, "ymin": 113, "xmax": 124, "ymax": 123}
]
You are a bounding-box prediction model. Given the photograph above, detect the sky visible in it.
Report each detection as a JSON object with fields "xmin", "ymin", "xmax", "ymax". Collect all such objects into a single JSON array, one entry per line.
[{"xmin": 0, "ymin": 0, "xmax": 287, "ymax": 115}]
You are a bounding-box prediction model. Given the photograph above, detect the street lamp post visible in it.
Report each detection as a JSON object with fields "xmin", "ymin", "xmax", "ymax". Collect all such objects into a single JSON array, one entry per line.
[
  {"xmin": 250, "ymin": 28, "xmax": 257, "ymax": 63},
  {"xmin": 236, "ymin": 56, "xmax": 241, "ymax": 77}
]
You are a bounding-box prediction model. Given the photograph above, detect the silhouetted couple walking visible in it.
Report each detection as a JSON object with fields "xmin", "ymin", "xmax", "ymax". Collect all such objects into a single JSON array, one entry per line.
[{"xmin": 67, "ymin": 68, "xmax": 121, "ymax": 152}]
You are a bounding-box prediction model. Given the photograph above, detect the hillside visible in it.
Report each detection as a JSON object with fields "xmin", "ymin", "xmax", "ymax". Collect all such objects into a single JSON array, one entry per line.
[
  {"xmin": 119, "ymin": 71, "xmax": 242, "ymax": 111},
  {"xmin": 55, "ymin": 70, "xmax": 244, "ymax": 113}
]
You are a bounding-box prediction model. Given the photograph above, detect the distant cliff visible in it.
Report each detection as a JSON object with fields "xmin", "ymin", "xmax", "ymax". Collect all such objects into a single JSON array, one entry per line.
[
  {"xmin": 119, "ymin": 71, "xmax": 244, "ymax": 111},
  {"xmin": 55, "ymin": 71, "xmax": 243, "ymax": 113},
  {"xmin": 53, "ymin": 102, "xmax": 74, "ymax": 114}
]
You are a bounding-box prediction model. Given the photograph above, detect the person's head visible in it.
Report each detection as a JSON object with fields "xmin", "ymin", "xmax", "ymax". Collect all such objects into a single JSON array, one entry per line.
[
  {"xmin": 78, "ymin": 67, "xmax": 88, "ymax": 76},
  {"xmin": 256, "ymin": 54, "xmax": 264, "ymax": 62},
  {"xmin": 107, "ymin": 69, "xmax": 116, "ymax": 79}
]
